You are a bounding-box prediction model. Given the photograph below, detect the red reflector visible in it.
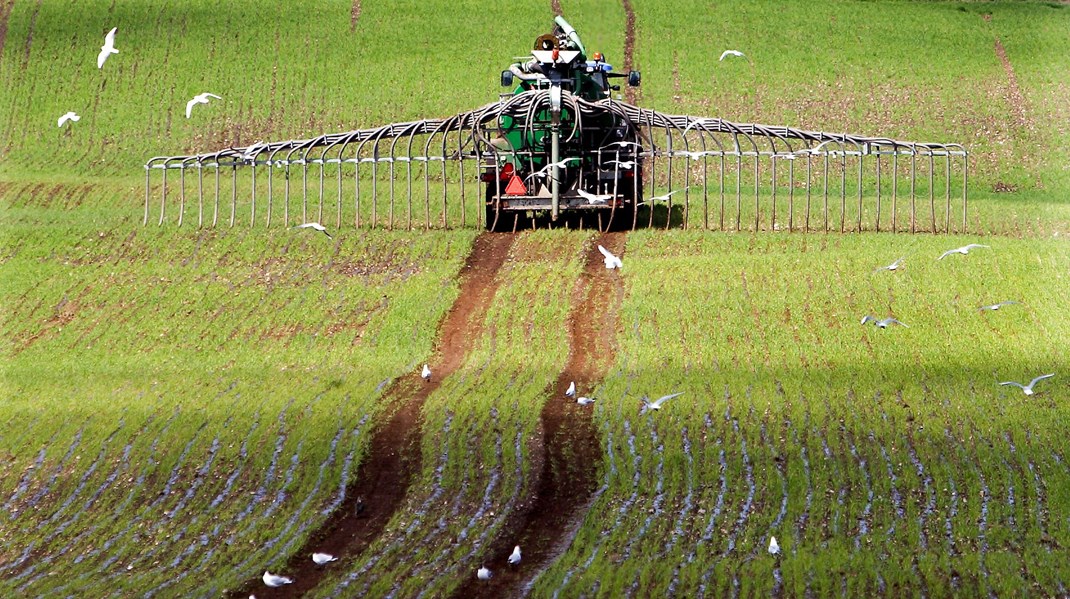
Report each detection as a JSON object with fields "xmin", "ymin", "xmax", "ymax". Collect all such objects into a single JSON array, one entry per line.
[{"xmin": 505, "ymin": 175, "xmax": 527, "ymax": 196}]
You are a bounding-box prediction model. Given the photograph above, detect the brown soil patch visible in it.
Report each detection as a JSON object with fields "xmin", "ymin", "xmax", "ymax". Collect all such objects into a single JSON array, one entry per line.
[
  {"xmin": 235, "ymin": 233, "xmax": 514, "ymax": 598},
  {"xmin": 993, "ymin": 38, "xmax": 1030, "ymax": 130},
  {"xmin": 621, "ymin": 0, "xmax": 638, "ymax": 105},
  {"xmin": 551, "ymin": 0, "xmax": 562, "ymax": 17},
  {"xmin": 453, "ymin": 232, "xmax": 626, "ymax": 599},
  {"xmin": 350, "ymin": 0, "xmax": 361, "ymax": 32},
  {"xmin": 0, "ymin": 0, "xmax": 14, "ymax": 61},
  {"xmin": 19, "ymin": 0, "xmax": 40, "ymax": 72}
]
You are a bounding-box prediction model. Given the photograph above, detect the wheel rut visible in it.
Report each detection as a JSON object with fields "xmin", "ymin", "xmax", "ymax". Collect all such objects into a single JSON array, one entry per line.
[
  {"xmin": 453, "ymin": 232, "xmax": 626, "ymax": 599},
  {"xmin": 233, "ymin": 232, "xmax": 514, "ymax": 598},
  {"xmin": 621, "ymin": 0, "xmax": 638, "ymax": 105}
]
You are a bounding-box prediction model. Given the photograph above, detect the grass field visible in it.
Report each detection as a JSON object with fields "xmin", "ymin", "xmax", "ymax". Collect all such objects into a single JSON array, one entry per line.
[{"xmin": 1, "ymin": 1, "xmax": 1069, "ymax": 597}]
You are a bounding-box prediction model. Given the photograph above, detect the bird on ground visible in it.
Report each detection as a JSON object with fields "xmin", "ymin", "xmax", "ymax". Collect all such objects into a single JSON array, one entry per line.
[
  {"xmin": 999, "ymin": 374, "xmax": 1054, "ymax": 396},
  {"xmin": 565, "ymin": 381, "xmax": 576, "ymax": 397},
  {"xmin": 874, "ymin": 257, "xmax": 905, "ymax": 272},
  {"xmin": 421, "ymin": 364, "xmax": 432, "ymax": 381},
  {"xmin": 508, "ymin": 545, "xmax": 522, "ymax": 565},
  {"xmin": 262, "ymin": 571, "xmax": 293, "ymax": 587},
  {"xmin": 980, "ymin": 301, "xmax": 1018, "ymax": 311},
  {"xmin": 57, "ymin": 112, "xmax": 80, "ymax": 127},
  {"xmin": 640, "ymin": 188, "xmax": 689, "ymax": 205},
  {"xmin": 97, "ymin": 27, "xmax": 118, "ymax": 68},
  {"xmin": 768, "ymin": 536, "xmax": 780, "ymax": 555},
  {"xmin": 186, "ymin": 92, "xmax": 222, "ymax": 119},
  {"xmin": 938, "ymin": 244, "xmax": 989, "ymax": 260},
  {"xmin": 576, "ymin": 397, "xmax": 596, "ymax": 406},
  {"xmin": 606, "ymin": 159, "xmax": 636, "ymax": 169},
  {"xmin": 719, "ymin": 49, "xmax": 747, "ymax": 62},
  {"xmin": 576, "ymin": 188, "xmax": 612, "ymax": 204},
  {"xmin": 641, "ymin": 392, "xmax": 683, "ymax": 412},
  {"xmin": 860, "ymin": 315, "xmax": 908, "ymax": 329},
  {"xmin": 293, "ymin": 222, "xmax": 332, "ymax": 238},
  {"xmin": 597, "ymin": 245, "xmax": 622, "ymax": 269},
  {"xmin": 525, "ymin": 157, "xmax": 579, "ymax": 182},
  {"xmin": 312, "ymin": 553, "xmax": 337, "ymax": 565},
  {"xmin": 477, "ymin": 566, "xmax": 492, "ymax": 580}
]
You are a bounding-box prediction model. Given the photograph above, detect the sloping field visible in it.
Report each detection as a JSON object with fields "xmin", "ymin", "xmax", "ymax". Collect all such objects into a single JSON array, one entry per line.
[{"xmin": 1, "ymin": 1, "xmax": 1069, "ymax": 597}]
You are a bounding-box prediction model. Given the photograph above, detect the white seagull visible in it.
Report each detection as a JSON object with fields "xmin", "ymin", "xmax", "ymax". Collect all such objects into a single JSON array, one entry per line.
[
  {"xmin": 421, "ymin": 364, "xmax": 432, "ymax": 381},
  {"xmin": 186, "ymin": 92, "xmax": 222, "ymax": 119},
  {"xmin": 565, "ymin": 381, "xmax": 576, "ymax": 397},
  {"xmin": 938, "ymin": 244, "xmax": 989, "ymax": 260},
  {"xmin": 601, "ymin": 140, "xmax": 642, "ymax": 151},
  {"xmin": 262, "ymin": 571, "xmax": 293, "ymax": 587},
  {"xmin": 874, "ymin": 256, "xmax": 905, "ymax": 272},
  {"xmin": 508, "ymin": 545, "xmax": 522, "ymax": 565},
  {"xmin": 860, "ymin": 315, "xmax": 908, "ymax": 329},
  {"xmin": 980, "ymin": 301, "xmax": 1018, "ymax": 311},
  {"xmin": 97, "ymin": 27, "xmax": 118, "ymax": 69},
  {"xmin": 768, "ymin": 536, "xmax": 780, "ymax": 555},
  {"xmin": 312, "ymin": 552, "xmax": 337, "ymax": 565},
  {"xmin": 606, "ymin": 159, "xmax": 636, "ymax": 169},
  {"xmin": 576, "ymin": 396, "xmax": 596, "ymax": 406},
  {"xmin": 57, "ymin": 112, "xmax": 81, "ymax": 127},
  {"xmin": 597, "ymin": 245, "xmax": 622, "ymax": 269},
  {"xmin": 641, "ymin": 392, "xmax": 683, "ymax": 412},
  {"xmin": 999, "ymin": 374, "xmax": 1054, "ymax": 396},
  {"xmin": 525, "ymin": 157, "xmax": 579, "ymax": 182},
  {"xmin": 576, "ymin": 188, "xmax": 612, "ymax": 204},
  {"xmin": 294, "ymin": 222, "xmax": 332, "ymax": 238},
  {"xmin": 641, "ymin": 188, "xmax": 688, "ymax": 205},
  {"xmin": 719, "ymin": 49, "xmax": 747, "ymax": 62},
  {"xmin": 477, "ymin": 566, "xmax": 492, "ymax": 580}
]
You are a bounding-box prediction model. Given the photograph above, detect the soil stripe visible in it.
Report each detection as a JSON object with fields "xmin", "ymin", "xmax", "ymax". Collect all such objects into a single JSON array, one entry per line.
[
  {"xmin": 621, "ymin": 0, "xmax": 638, "ymax": 105},
  {"xmin": 236, "ymin": 232, "xmax": 513, "ymax": 598},
  {"xmin": 451, "ymin": 232, "xmax": 625, "ymax": 599},
  {"xmin": 0, "ymin": 0, "xmax": 14, "ymax": 62}
]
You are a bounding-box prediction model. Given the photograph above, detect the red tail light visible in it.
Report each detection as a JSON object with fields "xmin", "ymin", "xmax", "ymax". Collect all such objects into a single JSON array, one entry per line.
[{"xmin": 480, "ymin": 162, "xmax": 515, "ymax": 183}]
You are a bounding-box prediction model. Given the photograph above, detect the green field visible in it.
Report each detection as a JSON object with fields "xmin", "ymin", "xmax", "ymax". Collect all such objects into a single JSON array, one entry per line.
[{"xmin": 2, "ymin": 1, "xmax": 1069, "ymax": 597}]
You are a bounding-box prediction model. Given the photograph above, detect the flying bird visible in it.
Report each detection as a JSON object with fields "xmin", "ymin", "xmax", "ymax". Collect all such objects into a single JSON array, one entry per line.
[
  {"xmin": 874, "ymin": 257, "xmax": 905, "ymax": 272},
  {"xmin": 999, "ymin": 374, "xmax": 1054, "ymax": 396},
  {"xmin": 938, "ymin": 244, "xmax": 989, "ymax": 260},
  {"xmin": 293, "ymin": 222, "xmax": 332, "ymax": 238},
  {"xmin": 97, "ymin": 27, "xmax": 118, "ymax": 69},
  {"xmin": 186, "ymin": 93, "xmax": 222, "ymax": 119},
  {"xmin": 641, "ymin": 392, "xmax": 683, "ymax": 412},
  {"xmin": 597, "ymin": 244, "xmax": 622, "ymax": 269},
  {"xmin": 576, "ymin": 396, "xmax": 596, "ymax": 406},
  {"xmin": 860, "ymin": 315, "xmax": 908, "ymax": 329},
  {"xmin": 421, "ymin": 364, "xmax": 432, "ymax": 381},
  {"xmin": 312, "ymin": 553, "xmax": 337, "ymax": 565},
  {"xmin": 565, "ymin": 381, "xmax": 576, "ymax": 397},
  {"xmin": 262, "ymin": 571, "xmax": 293, "ymax": 587},
  {"xmin": 57, "ymin": 112, "xmax": 81, "ymax": 127},
  {"xmin": 606, "ymin": 159, "xmax": 636, "ymax": 169},
  {"xmin": 508, "ymin": 545, "xmax": 522, "ymax": 565},
  {"xmin": 576, "ymin": 188, "xmax": 612, "ymax": 204},
  {"xmin": 719, "ymin": 49, "xmax": 747, "ymax": 62},
  {"xmin": 477, "ymin": 566, "xmax": 492, "ymax": 580},
  {"xmin": 980, "ymin": 301, "xmax": 1018, "ymax": 311},
  {"xmin": 525, "ymin": 157, "xmax": 579, "ymax": 182},
  {"xmin": 641, "ymin": 188, "xmax": 689, "ymax": 205},
  {"xmin": 768, "ymin": 536, "xmax": 780, "ymax": 555}
]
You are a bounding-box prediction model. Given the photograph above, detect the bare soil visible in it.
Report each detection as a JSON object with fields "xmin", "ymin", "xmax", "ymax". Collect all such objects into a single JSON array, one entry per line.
[
  {"xmin": 350, "ymin": 0, "xmax": 361, "ymax": 32},
  {"xmin": 551, "ymin": 0, "xmax": 562, "ymax": 17},
  {"xmin": 452, "ymin": 232, "xmax": 626, "ymax": 599},
  {"xmin": 0, "ymin": 0, "xmax": 14, "ymax": 62},
  {"xmin": 621, "ymin": 0, "xmax": 638, "ymax": 105},
  {"xmin": 233, "ymin": 233, "xmax": 514, "ymax": 598}
]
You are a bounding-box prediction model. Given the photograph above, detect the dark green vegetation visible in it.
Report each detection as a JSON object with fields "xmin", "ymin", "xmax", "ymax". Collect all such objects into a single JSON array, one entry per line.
[{"xmin": 1, "ymin": 1, "xmax": 1068, "ymax": 596}]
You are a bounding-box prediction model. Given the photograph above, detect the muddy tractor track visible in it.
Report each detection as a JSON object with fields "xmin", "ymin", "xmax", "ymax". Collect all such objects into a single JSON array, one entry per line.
[
  {"xmin": 453, "ymin": 232, "xmax": 626, "ymax": 599},
  {"xmin": 621, "ymin": 0, "xmax": 638, "ymax": 105},
  {"xmin": 236, "ymin": 233, "xmax": 514, "ymax": 598}
]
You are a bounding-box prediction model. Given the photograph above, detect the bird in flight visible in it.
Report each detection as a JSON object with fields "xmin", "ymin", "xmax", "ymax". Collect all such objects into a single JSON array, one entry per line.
[
  {"xmin": 860, "ymin": 315, "xmax": 908, "ymax": 329},
  {"xmin": 606, "ymin": 159, "xmax": 636, "ymax": 169},
  {"xmin": 999, "ymin": 374, "xmax": 1054, "ymax": 396},
  {"xmin": 719, "ymin": 49, "xmax": 747, "ymax": 62},
  {"xmin": 979, "ymin": 301, "xmax": 1018, "ymax": 311},
  {"xmin": 576, "ymin": 188, "xmax": 612, "ymax": 204},
  {"xmin": 768, "ymin": 536, "xmax": 780, "ymax": 555},
  {"xmin": 97, "ymin": 27, "xmax": 118, "ymax": 69},
  {"xmin": 597, "ymin": 244, "xmax": 622, "ymax": 269},
  {"xmin": 641, "ymin": 188, "xmax": 689, "ymax": 205},
  {"xmin": 600, "ymin": 140, "xmax": 642, "ymax": 151},
  {"xmin": 508, "ymin": 545, "xmax": 522, "ymax": 565},
  {"xmin": 477, "ymin": 566, "xmax": 492, "ymax": 580},
  {"xmin": 576, "ymin": 396, "xmax": 596, "ymax": 406},
  {"xmin": 874, "ymin": 256, "xmax": 905, "ymax": 272},
  {"xmin": 186, "ymin": 93, "xmax": 223, "ymax": 119},
  {"xmin": 262, "ymin": 571, "xmax": 293, "ymax": 587},
  {"xmin": 421, "ymin": 364, "xmax": 432, "ymax": 381},
  {"xmin": 294, "ymin": 222, "xmax": 331, "ymax": 238},
  {"xmin": 641, "ymin": 392, "xmax": 683, "ymax": 412},
  {"xmin": 565, "ymin": 381, "xmax": 576, "ymax": 397},
  {"xmin": 312, "ymin": 553, "xmax": 337, "ymax": 565},
  {"xmin": 938, "ymin": 244, "xmax": 989, "ymax": 260},
  {"xmin": 525, "ymin": 157, "xmax": 579, "ymax": 182},
  {"xmin": 57, "ymin": 112, "xmax": 81, "ymax": 127}
]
